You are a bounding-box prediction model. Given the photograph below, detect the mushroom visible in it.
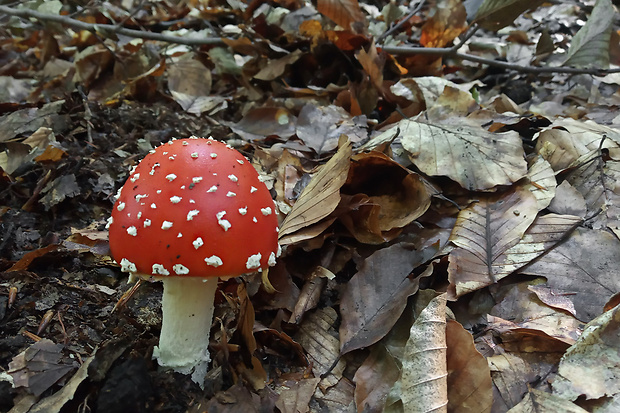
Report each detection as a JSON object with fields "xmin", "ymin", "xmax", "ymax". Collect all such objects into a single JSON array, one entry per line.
[{"xmin": 107, "ymin": 137, "xmax": 280, "ymax": 385}]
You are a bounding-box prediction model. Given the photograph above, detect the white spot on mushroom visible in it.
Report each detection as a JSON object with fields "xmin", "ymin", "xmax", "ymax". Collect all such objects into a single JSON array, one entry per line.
[
  {"xmin": 276, "ymin": 244, "xmax": 282, "ymax": 257},
  {"xmin": 150, "ymin": 163, "xmax": 160, "ymax": 175},
  {"xmin": 170, "ymin": 196, "xmax": 182, "ymax": 204},
  {"xmin": 207, "ymin": 185, "xmax": 218, "ymax": 193},
  {"xmin": 151, "ymin": 203, "xmax": 157, "ymax": 209},
  {"xmin": 226, "ymin": 191, "xmax": 236, "ymax": 197},
  {"xmin": 187, "ymin": 209, "xmax": 200, "ymax": 220},
  {"xmin": 239, "ymin": 207, "xmax": 247, "ymax": 215},
  {"xmin": 250, "ymin": 186, "xmax": 258, "ymax": 193},
  {"xmin": 129, "ymin": 165, "xmax": 137, "ymax": 174},
  {"xmin": 189, "ymin": 199, "xmax": 195, "ymax": 204},
  {"xmin": 166, "ymin": 173, "xmax": 177, "ymax": 182},
  {"xmin": 130, "ymin": 173, "xmax": 140, "ymax": 183},
  {"xmin": 261, "ymin": 207, "xmax": 272, "ymax": 216},
  {"xmin": 137, "ymin": 212, "xmax": 142, "ymax": 219},
  {"xmin": 268, "ymin": 252, "xmax": 276, "ymax": 266},
  {"xmin": 237, "ymin": 159, "xmax": 244, "ymax": 165},
  {"xmin": 181, "ymin": 185, "xmax": 186, "ymax": 189},
  {"xmin": 192, "ymin": 177, "xmax": 203, "ymax": 183},
  {"xmin": 210, "ymin": 153, "xmax": 217, "ymax": 158},
  {"xmin": 169, "ymin": 156, "xmax": 175, "ymax": 160},
  {"xmin": 117, "ymin": 202, "xmax": 126, "ymax": 211},
  {"xmin": 127, "ymin": 226, "xmax": 138, "ymax": 236},
  {"xmin": 163, "ymin": 151, "xmax": 168, "ymax": 155},
  {"xmin": 246, "ymin": 253, "xmax": 262, "ymax": 270},
  {"xmin": 105, "ymin": 216, "xmax": 113, "ymax": 229},
  {"xmin": 135, "ymin": 194, "xmax": 148, "ymax": 202},
  {"xmin": 183, "ymin": 141, "xmax": 189, "ymax": 146},
  {"xmin": 193, "ymin": 237, "xmax": 204, "ymax": 249},
  {"xmin": 173, "ymin": 264, "xmax": 190, "ymax": 275},
  {"xmin": 191, "ymin": 152, "xmax": 199, "ymax": 158},
  {"xmin": 127, "ymin": 213, "xmax": 131, "ymax": 218},
  {"xmin": 205, "ymin": 255, "xmax": 223, "ymax": 267},
  {"xmin": 152, "ymin": 264, "xmax": 170, "ymax": 275},
  {"xmin": 144, "ymin": 219, "xmax": 151, "ymax": 228},
  {"xmin": 228, "ymin": 174, "xmax": 238, "ymax": 183},
  {"xmin": 113, "ymin": 187, "xmax": 123, "ymax": 202},
  {"xmin": 216, "ymin": 211, "xmax": 232, "ymax": 231},
  {"xmin": 253, "ymin": 217, "xmax": 258, "ymax": 223},
  {"xmin": 120, "ymin": 258, "xmax": 137, "ymax": 273},
  {"xmin": 275, "ymin": 226, "xmax": 279, "ymax": 233},
  {"xmin": 162, "ymin": 221, "xmax": 173, "ymax": 230}
]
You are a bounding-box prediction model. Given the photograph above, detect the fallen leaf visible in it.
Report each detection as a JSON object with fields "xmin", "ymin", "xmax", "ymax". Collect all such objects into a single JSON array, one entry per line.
[
  {"xmin": 563, "ymin": 0, "xmax": 614, "ymax": 68},
  {"xmin": 382, "ymin": 117, "xmax": 527, "ymax": 190},
  {"xmin": 508, "ymin": 388, "xmax": 588, "ymax": 413},
  {"xmin": 552, "ymin": 303, "xmax": 620, "ymax": 401},
  {"xmin": 279, "ymin": 140, "xmax": 352, "ymax": 244},
  {"xmin": 520, "ymin": 228, "xmax": 620, "ymax": 322},
  {"xmin": 317, "ymin": 0, "xmax": 365, "ymax": 31},
  {"xmin": 275, "ymin": 378, "xmax": 321, "ymax": 413},
  {"xmin": 398, "ymin": 292, "xmax": 448, "ymax": 412},
  {"xmin": 339, "ymin": 243, "xmax": 438, "ymax": 354}
]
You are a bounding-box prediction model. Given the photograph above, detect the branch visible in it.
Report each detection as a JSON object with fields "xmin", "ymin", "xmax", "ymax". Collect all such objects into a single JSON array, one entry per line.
[
  {"xmin": 381, "ymin": 45, "xmax": 620, "ymax": 75},
  {"xmin": 0, "ymin": 5, "xmax": 225, "ymax": 46},
  {"xmin": 2, "ymin": 4, "xmax": 619, "ymax": 76}
]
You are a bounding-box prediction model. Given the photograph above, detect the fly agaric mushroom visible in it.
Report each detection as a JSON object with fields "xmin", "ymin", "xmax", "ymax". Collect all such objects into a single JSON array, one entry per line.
[{"xmin": 107, "ymin": 137, "xmax": 280, "ymax": 384}]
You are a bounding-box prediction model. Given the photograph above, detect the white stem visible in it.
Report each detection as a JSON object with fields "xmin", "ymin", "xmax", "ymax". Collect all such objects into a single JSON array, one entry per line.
[{"xmin": 152, "ymin": 277, "xmax": 217, "ymax": 386}]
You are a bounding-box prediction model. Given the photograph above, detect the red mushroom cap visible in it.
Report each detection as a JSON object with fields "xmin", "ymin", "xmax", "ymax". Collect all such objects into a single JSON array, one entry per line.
[{"xmin": 108, "ymin": 137, "xmax": 280, "ymax": 278}]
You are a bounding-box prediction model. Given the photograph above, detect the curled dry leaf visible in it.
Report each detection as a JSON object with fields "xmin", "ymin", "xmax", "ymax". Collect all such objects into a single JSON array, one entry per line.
[
  {"xmin": 279, "ymin": 140, "xmax": 352, "ymax": 244},
  {"xmin": 339, "ymin": 151, "xmax": 432, "ymax": 244},
  {"xmin": 398, "ymin": 293, "xmax": 448, "ymax": 413},
  {"xmin": 339, "ymin": 243, "xmax": 438, "ymax": 355}
]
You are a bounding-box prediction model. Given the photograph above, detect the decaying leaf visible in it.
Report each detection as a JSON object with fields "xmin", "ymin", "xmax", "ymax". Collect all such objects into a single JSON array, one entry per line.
[
  {"xmin": 275, "ymin": 378, "xmax": 321, "ymax": 413},
  {"xmin": 508, "ymin": 388, "xmax": 588, "ymax": 413},
  {"xmin": 279, "ymin": 140, "xmax": 352, "ymax": 244},
  {"xmin": 8, "ymin": 339, "xmax": 78, "ymax": 397},
  {"xmin": 339, "ymin": 243, "xmax": 438, "ymax": 355},
  {"xmin": 397, "ymin": 292, "xmax": 448, "ymax": 412},
  {"xmin": 551, "ymin": 303, "xmax": 620, "ymax": 401},
  {"xmin": 446, "ymin": 320, "xmax": 493, "ymax": 413},
  {"xmin": 167, "ymin": 55, "xmax": 226, "ymax": 115},
  {"xmin": 472, "ymin": 0, "xmax": 544, "ymax": 31},
  {"xmin": 339, "ymin": 151, "xmax": 432, "ymax": 244},
  {"xmin": 317, "ymin": 0, "xmax": 365, "ymax": 31},
  {"xmin": 563, "ymin": 0, "xmax": 614, "ymax": 68},
  {"xmin": 447, "ymin": 185, "xmax": 540, "ymax": 295},
  {"xmin": 295, "ymin": 307, "xmax": 345, "ymax": 390},
  {"xmin": 380, "ymin": 117, "xmax": 527, "ymax": 190},
  {"xmin": 520, "ymin": 228, "xmax": 620, "ymax": 322}
]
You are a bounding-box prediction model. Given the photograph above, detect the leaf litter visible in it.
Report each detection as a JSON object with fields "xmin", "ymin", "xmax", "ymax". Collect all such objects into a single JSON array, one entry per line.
[{"xmin": 0, "ymin": 0, "xmax": 619, "ymax": 412}]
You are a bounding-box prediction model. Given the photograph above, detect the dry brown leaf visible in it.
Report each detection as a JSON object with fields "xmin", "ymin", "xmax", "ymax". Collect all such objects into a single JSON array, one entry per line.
[
  {"xmin": 167, "ymin": 56, "xmax": 226, "ymax": 115},
  {"xmin": 508, "ymin": 388, "xmax": 588, "ymax": 413},
  {"xmin": 520, "ymin": 228, "xmax": 620, "ymax": 322},
  {"xmin": 399, "ymin": 292, "xmax": 448, "ymax": 412},
  {"xmin": 448, "ymin": 186, "xmax": 539, "ymax": 295},
  {"xmin": 383, "ymin": 117, "xmax": 527, "ymax": 190},
  {"xmin": 338, "ymin": 151, "xmax": 431, "ymax": 244},
  {"xmin": 317, "ymin": 0, "xmax": 365, "ymax": 31},
  {"xmin": 487, "ymin": 353, "xmax": 539, "ymax": 411},
  {"xmin": 420, "ymin": 0, "xmax": 467, "ymax": 48},
  {"xmin": 295, "ymin": 307, "xmax": 345, "ymax": 389},
  {"xmin": 446, "ymin": 320, "xmax": 493, "ymax": 413},
  {"xmin": 230, "ymin": 107, "xmax": 297, "ymax": 142},
  {"xmin": 356, "ymin": 42, "xmax": 383, "ymax": 91},
  {"xmin": 552, "ymin": 303, "xmax": 620, "ymax": 401},
  {"xmin": 275, "ymin": 378, "xmax": 321, "ymax": 413},
  {"xmin": 279, "ymin": 140, "xmax": 352, "ymax": 244},
  {"xmin": 353, "ymin": 344, "xmax": 401, "ymax": 413},
  {"xmin": 253, "ymin": 50, "xmax": 303, "ymax": 81},
  {"xmin": 339, "ymin": 243, "xmax": 438, "ymax": 355},
  {"xmin": 449, "ymin": 212, "xmax": 581, "ymax": 298}
]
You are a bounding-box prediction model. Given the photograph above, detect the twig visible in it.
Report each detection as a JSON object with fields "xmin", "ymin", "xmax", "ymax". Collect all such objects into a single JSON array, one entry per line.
[
  {"xmin": 2, "ymin": 5, "xmax": 619, "ymax": 75},
  {"xmin": 0, "ymin": 5, "xmax": 225, "ymax": 46},
  {"xmin": 381, "ymin": 45, "xmax": 620, "ymax": 75},
  {"xmin": 377, "ymin": 0, "xmax": 425, "ymax": 44}
]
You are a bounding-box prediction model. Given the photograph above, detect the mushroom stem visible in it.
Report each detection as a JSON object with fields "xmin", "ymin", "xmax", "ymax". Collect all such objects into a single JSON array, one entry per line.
[{"xmin": 153, "ymin": 276, "xmax": 218, "ymax": 385}]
